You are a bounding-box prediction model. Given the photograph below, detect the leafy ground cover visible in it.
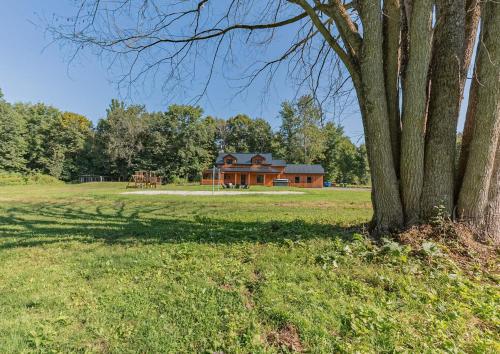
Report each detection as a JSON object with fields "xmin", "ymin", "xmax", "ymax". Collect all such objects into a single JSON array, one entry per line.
[{"xmin": 0, "ymin": 183, "xmax": 498, "ymax": 352}]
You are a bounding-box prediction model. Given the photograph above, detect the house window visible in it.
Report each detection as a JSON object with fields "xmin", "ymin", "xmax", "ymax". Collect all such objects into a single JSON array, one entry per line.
[
  {"xmin": 224, "ymin": 174, "xmax": 231, "ymax": 180},
  {"xmin": 307, "ymin": 176, "xmax": 312, "ymax": 183},
  {"xmin": 226, "ymin": 159, "xmax": 233, "ymax": 165},
  {"xmin": 295, "ymin": 176, "xmax": 300, "ymax": 183},
  {"xmin": 257, "ymin": 175, "xmax": 264, "ymax": 184},
  {"xmin": 252, "ymin": 155, "xmax": 265, "ymax": 164}
]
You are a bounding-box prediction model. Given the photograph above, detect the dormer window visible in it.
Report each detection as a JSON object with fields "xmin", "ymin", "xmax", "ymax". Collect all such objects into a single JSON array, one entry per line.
[
  {"xmin": 251, "ymin": 155, "xmax": 266, "ymax": 164},
  {"xmin": 223, "ymin": 154, "xmax": 237, "ymax": 165}
]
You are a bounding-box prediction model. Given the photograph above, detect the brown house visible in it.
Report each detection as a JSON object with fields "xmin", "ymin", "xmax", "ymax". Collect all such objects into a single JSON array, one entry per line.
[{"xmin": 201, "ymin": 153, "xmax": 324, "ymax": 188}]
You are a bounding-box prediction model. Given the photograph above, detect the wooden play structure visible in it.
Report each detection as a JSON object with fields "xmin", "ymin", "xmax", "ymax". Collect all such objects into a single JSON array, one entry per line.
[{"xmin": 127, "ymin": 171, "xmax": 163, "ymax": 188}]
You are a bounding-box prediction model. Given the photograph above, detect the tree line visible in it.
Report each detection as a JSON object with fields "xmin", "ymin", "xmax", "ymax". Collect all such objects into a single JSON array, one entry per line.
[{"xmin": 0, "ymin": 91, "xmax": 369, "ymax": 184}]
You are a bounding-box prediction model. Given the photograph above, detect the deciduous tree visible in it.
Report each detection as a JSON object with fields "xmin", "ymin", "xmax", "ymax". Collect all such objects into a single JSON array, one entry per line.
[
  {"xmin": 96, "ymin": 100, "xmax": 147, "ymax": 180},
  {"xmin": 49, "ymin": 1, "xmax": 500, "ymax": 237},
  {"xmin": 0, "ymin": 90, "xmax": 27, "ymax": 172},
  {"xmin": 279, "ymin": 95, "xmax": 324, "ymax": 164}
]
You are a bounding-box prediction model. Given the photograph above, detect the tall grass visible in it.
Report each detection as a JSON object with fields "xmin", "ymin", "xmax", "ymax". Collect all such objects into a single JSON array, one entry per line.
[{"xmin": 0, "ymin": 171, "xmax": 62, "ymax": 186}]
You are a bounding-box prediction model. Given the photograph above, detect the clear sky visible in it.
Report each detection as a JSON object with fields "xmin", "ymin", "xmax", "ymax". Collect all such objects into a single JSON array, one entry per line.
[{"xmin": 1, "ymin": 1, "xmax": 468, "ymax": 142}]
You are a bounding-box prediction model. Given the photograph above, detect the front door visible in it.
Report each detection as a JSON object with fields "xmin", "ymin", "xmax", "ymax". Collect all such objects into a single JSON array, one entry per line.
[{"xmin": 240, "ymin": 175, "xmax": 247, "ymax": 185}]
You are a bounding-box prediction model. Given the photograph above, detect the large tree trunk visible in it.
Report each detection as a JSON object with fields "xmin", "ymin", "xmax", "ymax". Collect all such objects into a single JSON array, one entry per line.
[
  {"xmin": 484, "ymin": 141, "xmax": 500, "ymax": 244},
  {"xmin": 358, "ymin": 0, "xmax": 404, "ymax": 232},
  {"xmin": 400, "ymin": 0, "xmax": 433, "ymax": 225},
  {"xmin": 457, "ymin": 0, "xmax": 500, "ymax": 228},
  {"xmin": 461, "ymin": 0, "xmax": 481, "ymax": 92},
  {"xmin": 456, "ymin": 0, "xmax": 482, "ymax": 194},
  {"xmin": 421, "ymin": 0, "xmax": 465, "ymax": 218},
  {"xmin": 383, "ymin": 0, "xmax": 401, "ymax": 176}
]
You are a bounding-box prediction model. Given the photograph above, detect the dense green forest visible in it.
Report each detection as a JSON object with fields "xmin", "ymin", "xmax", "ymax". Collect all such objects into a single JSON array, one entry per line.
[{"xmin": 0, "ymin": 90, "xmax": 369, "ymax": 184}]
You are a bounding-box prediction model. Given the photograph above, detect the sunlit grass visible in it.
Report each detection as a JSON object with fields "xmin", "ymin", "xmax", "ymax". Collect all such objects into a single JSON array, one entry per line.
[{"xmin": 0, "ymin": 183, "xmax": 498, "ymax": 352}]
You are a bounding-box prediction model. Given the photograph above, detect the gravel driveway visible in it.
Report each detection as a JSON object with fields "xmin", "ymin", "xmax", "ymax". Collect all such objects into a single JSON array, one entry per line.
[{"xmin": 121, "ymin": 190, "xmax": 305, "ymax": 196}]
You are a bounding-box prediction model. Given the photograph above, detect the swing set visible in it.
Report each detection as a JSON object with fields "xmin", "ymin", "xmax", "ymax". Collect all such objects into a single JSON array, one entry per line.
[{"xmin": 126, "ymin": 171, "xmax": 163, "ymax": 188}]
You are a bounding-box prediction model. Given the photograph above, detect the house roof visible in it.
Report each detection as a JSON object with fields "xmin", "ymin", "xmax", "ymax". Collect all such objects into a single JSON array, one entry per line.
[
  {"xmin": 284, "ymin": 164, "xmax": 325, "ymax": 174},
  {"xmin": 216, "ymin": 152, "xmax": 274, "ymax": 165},
  {"xmin": 272, "ymin": 159, "xmax": 287, "ymax": 166},
  {"xmin": 214, "ymin": 152, "xmax": 324, "ymax": 174},
  {"xmin": 204, "ymin": 166, "xmax": 281, "ymax": 173}
]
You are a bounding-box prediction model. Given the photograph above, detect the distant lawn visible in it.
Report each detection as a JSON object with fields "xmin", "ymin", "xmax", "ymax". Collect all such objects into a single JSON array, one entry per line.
[{"xmin": 0, "ymin": 183, "xmax": 497, "ymax": 352}]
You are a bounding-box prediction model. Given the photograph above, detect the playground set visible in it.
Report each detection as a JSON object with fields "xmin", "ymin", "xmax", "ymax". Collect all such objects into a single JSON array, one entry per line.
[{"xmin": 126, "ymin": 171, "xmax": 163, "ymax": 188}]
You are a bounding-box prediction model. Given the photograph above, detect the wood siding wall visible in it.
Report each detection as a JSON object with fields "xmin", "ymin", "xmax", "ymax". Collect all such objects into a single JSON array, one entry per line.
[
  {"xmin": 203, "ymin": 159, "xmax": 323, "ymax": 188},
  {"xmin": 202, "ymin": 172, "xmax": 323, "ymax": 188},
  {"xmin": 286, "ymin": 174, "xmax": 324, "ymax": 188}
]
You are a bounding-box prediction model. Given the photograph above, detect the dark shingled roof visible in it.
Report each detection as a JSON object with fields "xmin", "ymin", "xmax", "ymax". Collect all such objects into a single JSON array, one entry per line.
[
  {"xmin": 216, "ymin": 152, "xmax": 274, "ymax": 165},
  {"xmin": 272, "ymin": 159, "xmax": 287, "ymax": 166},
  {"xmin": 284, "ymin": 164, "xmax": 325, "ymax": 174},
  {"xmin": 214, "ymin": 153, "xmax": 324, "ymax": 174}
]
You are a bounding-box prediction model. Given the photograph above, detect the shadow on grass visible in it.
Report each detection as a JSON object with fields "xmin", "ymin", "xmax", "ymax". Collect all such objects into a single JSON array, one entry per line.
[{"xmin": 0, "ymin": 202, "xmax": 364, "ymax": 249}]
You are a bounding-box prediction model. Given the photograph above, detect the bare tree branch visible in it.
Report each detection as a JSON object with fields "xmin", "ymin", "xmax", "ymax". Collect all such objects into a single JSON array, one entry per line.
[{"xmin": 47, "ymin": 0, "xmax": 358, "ymax": 108}]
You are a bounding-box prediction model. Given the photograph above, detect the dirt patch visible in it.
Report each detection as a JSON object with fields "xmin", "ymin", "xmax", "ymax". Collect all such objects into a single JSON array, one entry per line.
[
  {"xmin": 397, "ymin": 223, "xmax": 499, "ymax": 275},
  {"xmin": 121, "ymin": 190, "xmax": 305, "ymax": 196},
  {"xmin": 266, "ymin": 324, "xmax": 304, "ymax": 352},
  {"xmin": 220, "ymin": 283, "xmax": 234, "ymax": 291}
]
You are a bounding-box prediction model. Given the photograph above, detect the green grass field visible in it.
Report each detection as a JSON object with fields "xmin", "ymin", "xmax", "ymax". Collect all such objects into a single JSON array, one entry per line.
[{"xmin": 0, "ymin": 183, "xmax": 498, "ymax": 353}]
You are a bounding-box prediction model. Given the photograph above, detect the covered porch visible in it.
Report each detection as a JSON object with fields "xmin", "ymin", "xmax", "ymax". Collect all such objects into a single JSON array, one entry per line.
[
  {"xmin": 221, "ymin": 172, "xmax": 278, "ymax": 186},
  {"xmin": 201, "ymin": 170, "xmax": 279, "ymax": 186},
  {"xmin": 201, "ymin": 168, "xmax": 223, "ymax": 185}
]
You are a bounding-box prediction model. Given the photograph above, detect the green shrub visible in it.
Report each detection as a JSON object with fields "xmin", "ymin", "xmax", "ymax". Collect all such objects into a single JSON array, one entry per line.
[
  {"xmin": 170, "ymin": 175, "xmax": 190, "ymax": 185},
  {"xmin": 0, "ymin": 172, "xmax": 25, "ymax": 185},
  {"xmin": 0, "ymin": 171, "xmax": 62, "ymax": 186}
]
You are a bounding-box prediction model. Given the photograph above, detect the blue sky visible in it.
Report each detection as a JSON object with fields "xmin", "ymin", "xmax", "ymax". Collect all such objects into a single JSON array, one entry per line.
[{"xmin": 1, "ymin": 1, "xmax": 468, "ymax": 142}]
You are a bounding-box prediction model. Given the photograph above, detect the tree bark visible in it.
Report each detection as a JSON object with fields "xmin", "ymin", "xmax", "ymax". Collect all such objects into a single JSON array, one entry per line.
[
  {"xmin": 358, "ymin": 0, "xmax": 404, "ymax": 232},
  {"xmin": 421, "ymin": 0, "xmax": 466, "ymax": 218},
  {"xmin": 484, "ymin": 141, "xmax": 500, "ymax": 244},
  {"xmin": 456, "ymin": 0, "xmax": 483, "ymax": 192},
  {"xmin": 383, "ymin": 0, "xmax": 402, "ymax": 176},
  {"xmin": 462, "ymin": 0, "xmax": 481, "ymax": 86},
  {"xmin": 400, "ymin": 0, "xmax": 433, "ymax": 225},
  {"xmin": 457, "ymin": 0, "xmax": 500, "ymax": 228}
]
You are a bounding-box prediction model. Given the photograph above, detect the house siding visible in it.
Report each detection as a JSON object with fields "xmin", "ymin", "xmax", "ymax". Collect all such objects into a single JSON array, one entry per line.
[
  {"xmin": 285, "ymin": 174, "xmax": 323, "ymax": 188},
  {"xmin": 202, "ymin": 153, "xmax": 324, "ymax": 188}
]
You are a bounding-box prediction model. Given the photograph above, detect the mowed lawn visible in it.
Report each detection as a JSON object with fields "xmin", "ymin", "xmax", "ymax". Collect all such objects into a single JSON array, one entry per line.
[{"xmin": 0, "ymin": 183, "xmax": 497, "ymax": 353}]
